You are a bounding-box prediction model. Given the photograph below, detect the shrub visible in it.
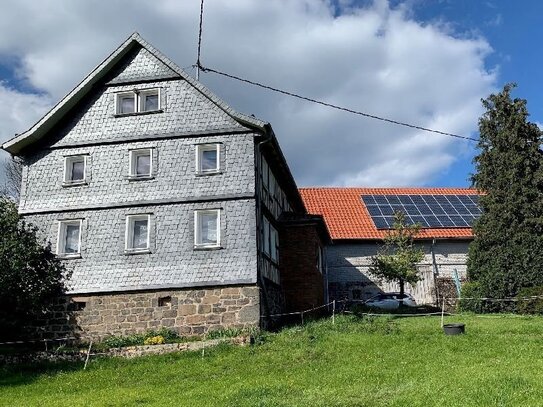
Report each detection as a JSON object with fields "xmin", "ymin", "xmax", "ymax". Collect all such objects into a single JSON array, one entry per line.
[
  {"xmin": 0, "ymin": 198, "xmax": 68, "ymax": 340},
  {"xmin": 457, "ymin": 282, "xmax": 483, "ymax": 313},
  {"xmin": 144, "ymin": 335, "xmax": 165, "ymax": 345},
  {"xmin": 101, "ymin": 328, "xmax": 182, "ymax": 348},
  {"xmin": 103, "ymin": 333, "xmax": 144, "ymax": 348},
  {"xmin": 516, "ymin": 286, "xmax": 543, "ymax": 315}
]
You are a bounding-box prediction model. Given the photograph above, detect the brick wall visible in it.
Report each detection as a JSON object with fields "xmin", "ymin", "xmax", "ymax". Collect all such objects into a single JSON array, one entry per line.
[
  {"xmin": 280, "ymin": 224, "xmax": 325, "ymax": 312},
  {"xmin": 36, "ymin": 285, "xmax": 260, "ymax": 340}
]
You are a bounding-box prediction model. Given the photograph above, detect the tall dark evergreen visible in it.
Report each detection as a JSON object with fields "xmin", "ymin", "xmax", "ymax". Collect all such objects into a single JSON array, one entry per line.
[{"xmin": 468, "ymin": 84, "xmax": 543, "ymax": 306}]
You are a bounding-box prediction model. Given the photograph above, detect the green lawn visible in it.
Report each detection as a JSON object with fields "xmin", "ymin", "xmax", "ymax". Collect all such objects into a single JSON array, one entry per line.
[{"xmin": 2, "ymin": 314, "xmax": 543, "ymax": 406}]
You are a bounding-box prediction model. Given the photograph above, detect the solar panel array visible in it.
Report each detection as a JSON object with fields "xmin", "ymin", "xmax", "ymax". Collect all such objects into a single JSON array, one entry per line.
[{"xmin": 362, "ymin": 194, "xmax": 482, "ymax": 229}]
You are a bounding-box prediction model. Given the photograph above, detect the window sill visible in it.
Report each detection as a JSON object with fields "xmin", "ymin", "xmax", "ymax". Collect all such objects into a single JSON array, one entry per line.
[
  {"xmin": 57, "ymin": 253, "xmax": 82, "ymax": 260},
  {"xmin": 126, "ymin": 175, "xmax": 155, "ymax": 181},
  {"xmin": 114, "ymin": 109, "xmax": 163, "ymax": 118},
  {"xmin": 194, "ymin": 245, "xmax": 223, "ymax": 251},
  {"xmin": 124, "ymin": 248, "xmax": 152, "ymax": 255},
  {"xmin": 195, "ymin": 170, "xmax": 223, "ymax": 177},
  {"xmin": 62, "ymin": 181, "xmax": 88, "ymax": 188}
]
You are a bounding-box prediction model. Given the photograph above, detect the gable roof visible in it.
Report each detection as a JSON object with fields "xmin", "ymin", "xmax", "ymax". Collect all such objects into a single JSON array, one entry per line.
[
  {"xmin": 299, "ymin": 187, "xmax": 480, "ymax": 240},
  {"xmin": 2, "ymin": 32, "xmax": 267, "ymax": 155}
]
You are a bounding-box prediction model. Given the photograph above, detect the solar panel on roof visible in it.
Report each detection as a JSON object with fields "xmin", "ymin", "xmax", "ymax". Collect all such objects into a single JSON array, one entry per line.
[{"xmin": 361, "ymin": 194, "xmax": 482, "ymax": 230}]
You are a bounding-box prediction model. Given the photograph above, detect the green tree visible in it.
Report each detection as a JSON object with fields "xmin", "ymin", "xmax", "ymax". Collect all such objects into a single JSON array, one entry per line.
[
  {"xmin": 468, "ymin": 84, "xmax": 543, "ymax": 309},
  {"xmin": 0, "ymin": 198, "xmax": 68, "ymax": 339},
  {"xmin": 369, "ymin": 212, "xmax": 425, "ymax": 305}
]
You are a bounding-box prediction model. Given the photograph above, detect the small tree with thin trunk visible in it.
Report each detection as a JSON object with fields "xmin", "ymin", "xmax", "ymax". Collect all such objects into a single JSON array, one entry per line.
[
  {"xmin": 1, "ymin": 156, "xmax": 23, "ymax": 202},
  {"xmin": 369, "ymin": 212, "xmax": 425, "ymax": 306}
]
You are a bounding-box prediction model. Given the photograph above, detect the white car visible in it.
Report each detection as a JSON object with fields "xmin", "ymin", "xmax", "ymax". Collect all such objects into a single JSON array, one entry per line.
[{"xmin": 364, "ymin": 292, "xmax": 417, "ymax": 309}]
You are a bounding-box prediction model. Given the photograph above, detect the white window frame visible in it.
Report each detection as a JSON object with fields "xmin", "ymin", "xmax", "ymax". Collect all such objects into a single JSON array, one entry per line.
[
  {"xmin": 128, "ymin": 148, "xmax": 153, "ymax": 178},
  {"xmin": 139, "ymin": 88, "xmax": 161, "ymax": 112},
  {"xmin": 57, "ymin": 219, "xmax": 82, "ymax": 258},
  {"xmin": 115, "ymin": 88, "xmax": 161, "ymax": 115},
  {"xmin": 194, "ymin": 209, "xmax": 221, "ymax": 248},
  {"xmin": 125, "ymin": 214, "xmax": 151, "ymax": 252},
  {"xmin": 63, "ymin": 155, "xmax": 87, "ymax": 184},
  {"xmin": 115, "ymin": 91, "xmax": 137, "ymax": 115},
  {"xmin": 196, "ymin": 144, "xmax": 220, "ymax": 174}
]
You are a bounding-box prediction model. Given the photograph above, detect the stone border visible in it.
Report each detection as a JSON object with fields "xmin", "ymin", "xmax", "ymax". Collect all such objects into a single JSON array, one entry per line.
[{"xmin": 0, "ymin": 335, "xmax": 250, "ymax": 365}]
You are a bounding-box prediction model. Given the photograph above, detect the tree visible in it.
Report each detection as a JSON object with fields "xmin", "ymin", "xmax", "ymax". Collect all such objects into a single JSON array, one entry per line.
[
  {"xmin": 369, "ymin": 212, "xmax": 425, "ymax": 305},
  {"xmin": 1, "ymin": 155, "xmax": 23, "ymax": 201},
  {"xmin": 0, "ymin": 198, "xmax": 68, "ymax": 339},
  {"xmin": 468, "ymin": 84, "xmax": 543, "ymax": 309}
]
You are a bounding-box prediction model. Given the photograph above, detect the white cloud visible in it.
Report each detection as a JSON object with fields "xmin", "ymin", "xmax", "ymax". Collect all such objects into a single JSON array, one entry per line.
[
  {"xmin": 0, "ymin": 0, "xmax": 496, "ymax": 187},
  {"xmin": 0, "ymin": 83, "xmax": 51, "ymax": 183}
]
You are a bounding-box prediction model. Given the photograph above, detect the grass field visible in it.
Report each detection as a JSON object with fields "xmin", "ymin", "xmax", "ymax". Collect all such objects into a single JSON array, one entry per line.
[{"xmin": 2, "ymin": 314, "xmax": 543, "ymax": 406}]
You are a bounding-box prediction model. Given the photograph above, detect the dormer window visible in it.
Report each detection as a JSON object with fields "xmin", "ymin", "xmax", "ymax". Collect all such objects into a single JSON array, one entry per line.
[
  {"xmin": 64, "ymin": 155, "xmax": 86, "ymax": 185},
  {"xmin": 115, "ymin": 89, "xmax": 161, "ymax": 115}
]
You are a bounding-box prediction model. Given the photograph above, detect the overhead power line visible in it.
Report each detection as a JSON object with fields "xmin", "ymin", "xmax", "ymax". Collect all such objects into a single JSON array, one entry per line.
[
  {"xmin": 199, "ymin": 65, "xmax": 479, "ymax": 142},
  {"xmin": 195, "ymin": 0, "xmax": 477, "ymax": 143}
]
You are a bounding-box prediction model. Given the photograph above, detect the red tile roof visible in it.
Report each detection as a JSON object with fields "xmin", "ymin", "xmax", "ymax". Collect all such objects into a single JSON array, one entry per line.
[{"xmin": 299, "ymin": 187, "xmax": 480, "ymax": 240}]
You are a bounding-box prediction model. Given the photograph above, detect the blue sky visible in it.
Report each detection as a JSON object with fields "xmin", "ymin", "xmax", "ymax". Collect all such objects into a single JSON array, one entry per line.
[
  {"xmin": 403, "ymin": 0, "xmax": 543, "ymax": 186},
  {"xmin": 0, "ymin": 0, "xmax": 540, "ymax": 188}
]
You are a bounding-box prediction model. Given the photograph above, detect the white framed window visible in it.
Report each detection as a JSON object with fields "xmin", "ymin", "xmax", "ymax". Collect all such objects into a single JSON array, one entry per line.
[
  {"xmin": 194, "ymin": 209, "xmax": 220, "ymax": 248},
  {"xmin": 196, "ymin": 144, "xmax": 220, "ymax": 174},
  {"xmin": 115, "ymin": 89, "xmax": 160, "ymax": 115},
  {"xmin": 125, "ymin": 214, "xmax": 151, "ymax": 252},
  {"xmin": 64, "ymin": 155, "xmax": 86, "ymax": 184},
  {"xmin": 139, "ymin": 89, "xmax": 160, "ymax": 112},
  {"xmin": 57, "ymin": 220, "xmax": 82, "ymax": 257},
  {"xmin": 129, "ymin": 149, "xmax": 153, "ymax": 178},
  {"xmin": 116, "ymin": 92, "xmax": 136, "ymax": 114}
]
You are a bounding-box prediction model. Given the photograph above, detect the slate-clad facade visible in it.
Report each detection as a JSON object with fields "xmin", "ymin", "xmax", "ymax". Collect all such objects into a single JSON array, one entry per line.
[{"xmin": 3, "ymin": 33, "xmax": 327, "ymax": 339}]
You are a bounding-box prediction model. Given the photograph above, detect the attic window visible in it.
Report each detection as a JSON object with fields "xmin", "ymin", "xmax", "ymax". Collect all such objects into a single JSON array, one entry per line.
[
  {"xmin": 117, "ymin": 92, "xmax": 136, "ymax": 114},
  {"xmin": 115, "ymin": 89, "xmax": 161, "ymax": 115},
  {"xmin": 140, "ymin": 89, "xmax": 160, "ymax": 112}
]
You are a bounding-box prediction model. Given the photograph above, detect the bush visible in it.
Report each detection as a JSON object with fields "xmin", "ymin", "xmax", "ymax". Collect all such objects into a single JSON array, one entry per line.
[
  {"xmin": 0, "ymin": 198, "xmax": 68, "ymax": 340},
  {"xmin": 102, "ymin": 327, "xmax": 181, "ymax": 348},
  {"xmin": 457, "ymin": 282, "xmax": 484, "ymax": 313},
  {"xmin": 144, "ymin": 335, "xmax": 165, "ymax": 345},
  {"xmin": 516, "ymin": 287, "xmax": 543, "ymax": 315}
]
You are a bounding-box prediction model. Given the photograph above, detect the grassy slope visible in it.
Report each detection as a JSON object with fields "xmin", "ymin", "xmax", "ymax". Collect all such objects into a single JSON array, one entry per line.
[{"xmin": 2, "ymin": 314, "xmax": 543, "ymax": 407}]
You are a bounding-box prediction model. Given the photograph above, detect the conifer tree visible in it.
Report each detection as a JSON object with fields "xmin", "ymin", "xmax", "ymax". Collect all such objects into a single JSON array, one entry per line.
[{"xmin": 468, "ymin": 84, "xmax": 543, "ymax": 307}]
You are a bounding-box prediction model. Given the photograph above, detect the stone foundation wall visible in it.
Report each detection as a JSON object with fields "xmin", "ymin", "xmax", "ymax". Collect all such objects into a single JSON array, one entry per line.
[{"xmin": 36, "ymin": 285, "xmax": 260, "ymax": 341}]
